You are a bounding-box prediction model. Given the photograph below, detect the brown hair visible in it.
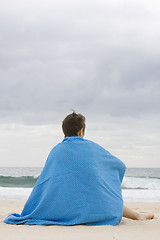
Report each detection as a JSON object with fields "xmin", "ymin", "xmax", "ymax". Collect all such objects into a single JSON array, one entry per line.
[{"xmin": 62, "ymin": 111, "xmax": 86, "ymax": 137}]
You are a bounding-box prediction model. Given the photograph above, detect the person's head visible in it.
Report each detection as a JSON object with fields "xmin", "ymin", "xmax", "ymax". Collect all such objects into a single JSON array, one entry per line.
[{"xmin": 62, "ymin": 111, "xmax": 86, "ymax": 138}]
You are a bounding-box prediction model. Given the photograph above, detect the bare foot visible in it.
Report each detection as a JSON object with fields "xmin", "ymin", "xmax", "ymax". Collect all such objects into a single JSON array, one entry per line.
[
  {"xmin": 123, "ymin": 205, "xmax": 154, "ymax": 221},
  {"xmin": 137, "ymin": 213, "xmax": 154, "ymax": 220}
]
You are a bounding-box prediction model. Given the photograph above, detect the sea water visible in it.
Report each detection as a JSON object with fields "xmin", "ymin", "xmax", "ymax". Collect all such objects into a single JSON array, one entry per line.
[
  {"xmin": 0, "ymin": 167, "xmax": 160, "ymax": 201},
  {"xmin": 123, "ymin": 168, "xmax": 160, "ymax": 202}
]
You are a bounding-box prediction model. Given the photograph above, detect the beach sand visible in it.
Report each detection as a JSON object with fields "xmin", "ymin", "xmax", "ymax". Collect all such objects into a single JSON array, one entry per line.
[{"xmin": 0, "ymin": 200, "xmax": 160, "ymax": 240}]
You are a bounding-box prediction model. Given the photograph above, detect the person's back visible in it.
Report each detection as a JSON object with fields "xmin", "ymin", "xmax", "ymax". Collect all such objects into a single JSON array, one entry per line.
[
  {"xmin": 36, "ymin": 136, "xmax": 125, "ymax": 225},
  {"xmin": 4, "ymin": 112, "xmax": 154, "ymax": 226}
]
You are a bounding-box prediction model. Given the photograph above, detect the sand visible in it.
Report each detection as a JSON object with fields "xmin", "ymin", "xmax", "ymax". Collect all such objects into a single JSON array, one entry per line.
[{"xmin": 0, "ymin": 200, "xmax": 160, "ymax": 240}]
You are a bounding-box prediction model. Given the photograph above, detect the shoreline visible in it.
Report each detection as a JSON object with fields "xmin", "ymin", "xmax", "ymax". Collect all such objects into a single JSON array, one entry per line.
[
  {"xmin": 0, "ymin": 200, "xmax": 160, "ymax": 240},
  {"xmin": 1, "ymin": 188, "xmax": 160, "ymax": 202}
]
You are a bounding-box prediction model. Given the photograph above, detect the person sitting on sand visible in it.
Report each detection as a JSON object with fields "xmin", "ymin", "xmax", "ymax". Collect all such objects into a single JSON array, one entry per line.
[{"xmin": 4, "ymin": 112, "xmax": 154, "ymax": 226}]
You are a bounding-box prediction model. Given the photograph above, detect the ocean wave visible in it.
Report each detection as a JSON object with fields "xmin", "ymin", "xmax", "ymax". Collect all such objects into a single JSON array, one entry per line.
[
  {"xmin": 33, "ymin": 174, "xmax": 40, "ymax": 179},
  {"xmin": 0, "ymin": 187, "xmax": 32, "ymax": 200},
  {"xmin": 122, "ymin": 176, "xmax": 160, "ymax": 190},
  {"xmin": 0, "ymin": 176, "xmax": 38, "ymax": 188},
  {"xmin": 125, "ymin": 175, "xmax": 160, "ymax": 180},
  {"xmin": 1, "ymin": 175, "xmax": 160, "ymax": 190},
  {"xmin": 122, "ymin": 189, "xmax": 160, "ymax": 202},
  {"xmin": 0, "ymin": 187, "xmax": 160, "ymax": 202}
]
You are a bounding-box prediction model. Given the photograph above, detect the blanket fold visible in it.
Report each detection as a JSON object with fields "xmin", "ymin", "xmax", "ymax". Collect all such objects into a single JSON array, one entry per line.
[{"xmin": 4, "ymin": 136, "xmax": 126, "ymax": 226}]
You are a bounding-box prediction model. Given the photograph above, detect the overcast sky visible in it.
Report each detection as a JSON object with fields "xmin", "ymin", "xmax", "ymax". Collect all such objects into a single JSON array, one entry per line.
[{"xmin": 0, "ymin": 0, "xmax": 160, "ymax": 167}]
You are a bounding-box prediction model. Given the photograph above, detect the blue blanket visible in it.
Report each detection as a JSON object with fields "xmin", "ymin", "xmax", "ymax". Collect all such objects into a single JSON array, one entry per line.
[{"xmin": 4, "ymin": 136, "xmax": 126, "ymax": 226}]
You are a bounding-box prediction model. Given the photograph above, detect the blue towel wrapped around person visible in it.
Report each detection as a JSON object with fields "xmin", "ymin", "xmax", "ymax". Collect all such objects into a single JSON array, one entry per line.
[{"xmin": 4, "ymin": 112, "xmax": 126, "ymax": 226}]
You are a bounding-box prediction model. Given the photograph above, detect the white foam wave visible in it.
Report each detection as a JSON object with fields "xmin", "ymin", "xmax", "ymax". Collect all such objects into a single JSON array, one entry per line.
[
  {"xmin": 122, "ymin": 176, "xmax": 160, "ymax": 190},
  {"xmin": 0, "ymin": 187, "xmax": 32, "ymax": 200},
  {"xmin": 1, "ymin": 186, "xmax": 160, "ymax": 202},
  {"xmin": 122, "ymin": 189, "xmax": 160, "ymax": 202},
  {"xmin": 33, "ymin": 174, "xmax": 40, "ymax": 179}
]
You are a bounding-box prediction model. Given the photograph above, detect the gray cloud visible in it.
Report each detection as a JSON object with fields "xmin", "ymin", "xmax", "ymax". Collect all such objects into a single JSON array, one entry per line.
[
  {"xmin": 1, "ymin": 0, "xmax": 160, "ymax": 167},
  {"xmin": 0, "ymin": 0, "xmax": 160, "ymax": 124}
]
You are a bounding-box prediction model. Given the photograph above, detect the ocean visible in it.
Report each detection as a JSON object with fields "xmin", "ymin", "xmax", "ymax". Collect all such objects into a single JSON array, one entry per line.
[{"xmin": 0, "ymin": 167, "xmax": 160, "ymax": 202}]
